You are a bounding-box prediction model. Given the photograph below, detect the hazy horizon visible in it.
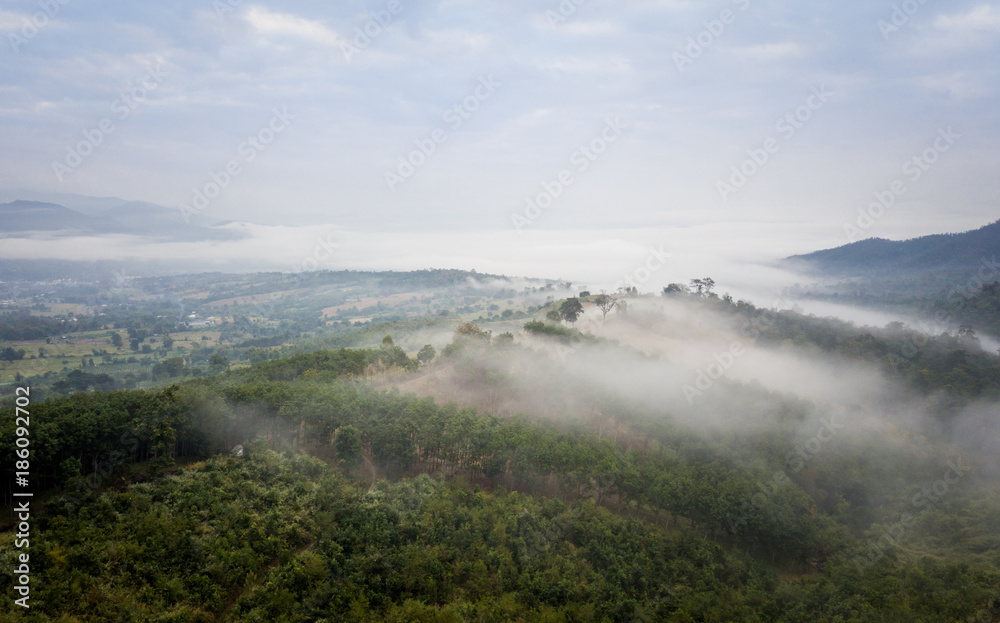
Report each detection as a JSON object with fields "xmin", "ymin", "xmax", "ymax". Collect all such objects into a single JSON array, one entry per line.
[{"xmin": 2, "ymin": 0, "xmax": 998, "ymax": 263}]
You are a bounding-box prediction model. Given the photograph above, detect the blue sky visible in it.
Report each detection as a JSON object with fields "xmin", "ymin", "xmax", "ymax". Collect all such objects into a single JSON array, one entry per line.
[{"xmin": 2, "ymin": 0, "xmax": 998, "ymax": 247}]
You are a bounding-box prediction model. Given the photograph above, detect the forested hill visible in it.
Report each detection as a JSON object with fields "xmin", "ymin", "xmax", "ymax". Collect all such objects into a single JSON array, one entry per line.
[
  {"xmin": 785, "ymin": 219, "xmax": 1000, "ymax": 280},
  {"xmin": 2, "ymin": 299, "xmax": 1000, "ymax": 620}
]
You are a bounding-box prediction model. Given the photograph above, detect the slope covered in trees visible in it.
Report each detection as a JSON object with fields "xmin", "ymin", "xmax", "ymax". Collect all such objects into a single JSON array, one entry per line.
[
  {"xmin": 2, "ymin": 296, "xmax": 1000, "ymax": 621},
  {"xmin": 784, "ymin": 219, "xmax": 1000, "ymax": 280}
]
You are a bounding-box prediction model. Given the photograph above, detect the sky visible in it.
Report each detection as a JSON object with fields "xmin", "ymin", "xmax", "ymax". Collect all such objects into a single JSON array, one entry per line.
[{"xmin": 1, "ymin": 0, "xmax": 999, "ymax": 287}]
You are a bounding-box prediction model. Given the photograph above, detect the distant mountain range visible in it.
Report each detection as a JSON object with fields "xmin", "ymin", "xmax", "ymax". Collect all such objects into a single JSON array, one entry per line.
[
  {"xmin": 785, "ymin": 220, "xmax": 1000, "ymax": 281},
  {"xmin": 0, "ymin": 199, "xmax": 246, "ymax": 242}
]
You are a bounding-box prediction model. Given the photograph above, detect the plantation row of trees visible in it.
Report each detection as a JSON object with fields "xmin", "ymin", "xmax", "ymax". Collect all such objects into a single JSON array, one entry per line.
[
  {"xmin": 11, "ymin": 445, "xmax": 998, "ymax": 621},
  {"xmin": 1, "ymin": 343, "xmax": 998, "ymax": 620}
]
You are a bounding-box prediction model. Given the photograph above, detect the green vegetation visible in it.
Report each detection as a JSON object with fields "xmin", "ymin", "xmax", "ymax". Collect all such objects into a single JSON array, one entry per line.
[
  {"xmin": 1, "ymin": 315, "xmax": 999, "ymax": 619},
  {"xmin": 3, "ymin": 267, "xmax": 1000, "ymax": 620},
  {"xmin": 0, "ymin": 270, "xmax": 573, "ymax": 396}
]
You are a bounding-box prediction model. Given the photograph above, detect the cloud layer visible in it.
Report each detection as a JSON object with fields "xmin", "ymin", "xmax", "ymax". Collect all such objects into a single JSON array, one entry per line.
[{"xmin": 2, "ymin": 0, "xmax": 998, "ymax": 250}]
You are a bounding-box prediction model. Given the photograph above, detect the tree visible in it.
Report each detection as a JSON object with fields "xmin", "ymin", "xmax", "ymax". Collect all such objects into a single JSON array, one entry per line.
[
  {"xmin": 111, "ymin": 332, "xmax": 123, "ymax": 348},
  {"xmin": 209, "ymin": 353, "xmax": 229, "ymax": 373},
  {"xmin": 335, "ymin": 424, "xmax": 362, "ymax": 469},
  {"xmin": 1, "ymin": 347, "xmax": 26, "ymax": 361},
  {"xmin": 152, "ymin": 357, "xmax": 187, "ymax": 379},
  {"xmin": 377, "ymin": 334, "xmax": 417, "ymax": 370},
  {"xmin": 958, "ymin": 325, "xmax": 978, "ymax": 342},
  {"xmin": 559, "ymin": 298, "xmax": 584, "ymax": 325},
  {"xmin": 455, "ymin": 323, "xmax": 491, "ymax": 341},
  {"xmin": 663, "ymin": 283, "xmax": 687, "ymax": 295},
  {"xmin": 52, "ymin": 369, "xmax": 115, "ymax": 393},
  {"xmin": 690, "ymin": 278, "xmax": 716, "ymax": 297},
  {"xmin": 546, "ymin": 310, "xmax": 562, "ymax": 323},
  {"xmin": 418, "ymin": 344, "xmax": 436, "ymax": 364},
  {"xmin": 593, "ymin": 293, "xmax": 618, "ymax": 322},
  {"xmin": 162, "ymin": 337, "xmax": 174, "ymax": 350}
]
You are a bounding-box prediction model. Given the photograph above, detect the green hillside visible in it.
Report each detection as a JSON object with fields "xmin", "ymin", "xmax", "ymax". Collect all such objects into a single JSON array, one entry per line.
[
  {"xmin": 2, "ymin": 296, "xmax": 1000, "ymax": 621},
  {"xmin": 785, "ymin": 219, "xmax": 1000, "ymax": 283}
]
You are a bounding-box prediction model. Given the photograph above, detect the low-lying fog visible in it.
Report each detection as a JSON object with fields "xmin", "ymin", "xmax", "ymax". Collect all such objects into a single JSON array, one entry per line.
[
  {"xmin": 6, "ymin": 218, "xmax": 993, "ymax": 349},
  {"xmin": 0, "ymin": 220, "xmax": 824, "ymax": 300},
  {"xmin": 385, "ymin": 294, "xmax": 1000, "ymax": 482}
]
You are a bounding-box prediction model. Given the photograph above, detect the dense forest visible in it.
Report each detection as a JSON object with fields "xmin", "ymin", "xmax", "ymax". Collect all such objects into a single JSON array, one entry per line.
[
  {"xmin": 2, "ymin": 287, "xmax": 1000, "ymax": 620},
  {"xmin": 796, "ymin": 278, "xmax": 1000, "ymax": 340}
]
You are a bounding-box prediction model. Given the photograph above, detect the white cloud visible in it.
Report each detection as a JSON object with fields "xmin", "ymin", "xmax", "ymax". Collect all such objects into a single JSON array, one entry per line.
[
  {"xmin": 420, "ymin": 29, "xmax": 493, "ymax": 54},
  {"xmin": 560, "ymin": 20, "xmax": 623, "ymax": 36},
  {"xmin": 538, "ymin": 56, "xmax": 633, "ymax": 74},
  {"xmin": 913, "ymin": 71, "xmax": 995, "ymax": 99},
  {"xmin": 905, "ymin": 4, "xmax": 1000, "ymax": 56},
  {"xmin": 510, "ymin": 108, "xmax": 555, "ymax": 128},
  {"xmin": 245, "ymin": 7, "xmax": 341, "ymax": 47},
  {"xmin": 1, "ymin": 0, "xmax": 998, "ymax": 236},
  {"xmin": 0, "ymin": 9, "xmax": 26, "ymax": 30},
  {"xmin": 934, "ymin": 4, "xmax": 1000, "ymax": 32},
  {"xmin": 730, "ymin": 42, "xmax": 803, "ymax": 61}
]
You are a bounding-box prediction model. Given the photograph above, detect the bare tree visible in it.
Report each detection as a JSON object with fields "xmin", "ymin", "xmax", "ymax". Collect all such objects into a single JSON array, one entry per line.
[{"xmin": 593, "ymin": 293, "xmax": 618, "ymax": 322}]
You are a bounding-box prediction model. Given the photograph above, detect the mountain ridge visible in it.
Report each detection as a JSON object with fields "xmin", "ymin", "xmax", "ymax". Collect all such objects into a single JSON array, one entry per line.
[
  {"xmin": 0, "ymin": 199, "xmax": 246, "ymax": 242},
  {"xmin": 785, "ymin": 219, "xmax": 1000, "ymax": 279}
]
